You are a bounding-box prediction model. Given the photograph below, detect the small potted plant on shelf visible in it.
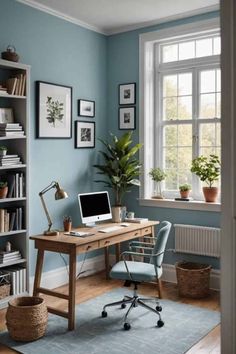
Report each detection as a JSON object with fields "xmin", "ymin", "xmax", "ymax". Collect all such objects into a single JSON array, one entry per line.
[
  {"xmin": 94, "ymin": 131, "xmax": 142, "ymax": 222},
  {"xmin": 191, "ymin": 154, "xmax": 220, "ymax": 202},
  {"xmin": 0, "ymin": 146, "xmax": 7, "ymax": 156},
  {"xmin": 179, "ymin": 184, "xmax": 191, "ymax": 199},
  {"xmin": 0, "ymin": 181, "xmax": 8, "ymax": 199},
  {"xmin": 149, "ymin": 167, "xmax": 166, "ymax": 199}
]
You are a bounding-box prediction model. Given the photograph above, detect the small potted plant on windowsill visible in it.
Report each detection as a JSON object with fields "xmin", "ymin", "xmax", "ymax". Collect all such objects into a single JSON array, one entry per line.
[
  {"xmin": 179, "ymin": 184, "xmax": 191, "ymax": 199},
  {"xmin": 191, "ymin": 154, "xmax": 220, "ymax": 202},
  {"xmin": 0, "ymin": 146, "xmax": 7, "ymax": 157},
  {"xmin": 0, "ymin": 182, "xmax": 8, "ymax": 199},
  {"xmin": 149, "ymin": 167, "xmax": 166, "ymax": 199}
]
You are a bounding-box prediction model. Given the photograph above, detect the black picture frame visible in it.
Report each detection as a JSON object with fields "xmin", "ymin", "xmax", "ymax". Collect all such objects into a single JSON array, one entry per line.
[
  {"xmin": 119, "ymin": 83, "xmax": 136, "ymax": 105},
  {"xmin": 74, "ymin": 121, "xmax": 95, "ymax": 148},
  {"xmin": 119, "ymin": 106, "xmax": 136, "ymax": 130},
  {"xmin": 78, "ymin": 99, "xmax": 95, "ymax": 117},
  {"xmin": 36, "ymin": 81, "xmax": 72, "ymax": 139}
]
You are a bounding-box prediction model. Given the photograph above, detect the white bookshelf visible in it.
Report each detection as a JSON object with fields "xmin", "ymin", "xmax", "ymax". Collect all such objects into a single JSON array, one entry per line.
[{"xmin": 0, "ymin": 59, "xmax": 29, "ymax": 306}]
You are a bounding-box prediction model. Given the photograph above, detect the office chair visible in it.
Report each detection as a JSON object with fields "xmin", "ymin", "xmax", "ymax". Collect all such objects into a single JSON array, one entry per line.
[{"xmin": 101, "ymin": 221, "xmax": 171, "ymax": 330}]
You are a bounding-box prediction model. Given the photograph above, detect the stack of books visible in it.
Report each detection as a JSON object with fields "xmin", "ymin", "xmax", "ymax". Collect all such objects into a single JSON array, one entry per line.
[
  {"xmin": 0, "ymin": 250, "xmax": 22, "ymax": 264},
  {"xmin": 5, "ymin": 172, "xmax": 25, "ymax": 198},
  {"xmin": 0, "ymin": 85, "xmax": 7, "ymax": 95},
  {"xmin": 0, "ymin": 123, "xmax": 24, "ymax": 137},
  {"xmin": 124, "ymin": 217, "xmax": 149, "ymax": 224},
  {"xmin": 6, "ymin": 74, "xmax": 26, "ymax": 96},
  {"xmin": 2, "ymin": 266, "xmax": 26, "ymax": 295},
  {"xmin": 0, "ymin": 207, "xmax": 23, "ymax": 232},
  {"xmin": 0, "ymin": 155, "xmax": 22, "ymax": 166}
]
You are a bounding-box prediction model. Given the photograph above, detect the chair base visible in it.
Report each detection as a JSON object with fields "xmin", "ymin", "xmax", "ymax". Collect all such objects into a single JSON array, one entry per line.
[{"xmin": 101, "ymin": 285, "xmax": 164, "ymax": 330}]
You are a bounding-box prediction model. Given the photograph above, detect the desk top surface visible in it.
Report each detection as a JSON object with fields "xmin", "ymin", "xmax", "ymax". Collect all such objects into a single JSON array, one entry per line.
[{"xmin": 30, "ymin": 221, "xmax": 159, "ymax": 246}]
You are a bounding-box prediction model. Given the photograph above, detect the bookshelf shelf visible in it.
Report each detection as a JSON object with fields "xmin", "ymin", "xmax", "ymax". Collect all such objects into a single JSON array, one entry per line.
[{"xmin": 0, "ymin": 59, "xmax": 29, "ymax": 307}]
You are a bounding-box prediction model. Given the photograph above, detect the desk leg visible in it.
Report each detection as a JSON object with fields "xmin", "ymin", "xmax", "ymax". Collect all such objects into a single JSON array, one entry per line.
[
  {"xmin": 104, "ymin": 247, "xmax": 109, "ymax": 280},
  {"xmin": 68, "ymin": 247, "xmax": 76, "ymax": 331},
  {"xmin": 115, "ymin": 243, "xmax": 121, "ymax": 262},
  {"xmin": 33, "ymin": 249, "xmax": 44, "ymax": 297}
]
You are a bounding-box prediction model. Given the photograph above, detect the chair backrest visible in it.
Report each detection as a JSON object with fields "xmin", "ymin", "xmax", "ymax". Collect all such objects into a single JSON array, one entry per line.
[{"xmin": 151, "ymin": 221, "xmax": 171, "ymax": 267}]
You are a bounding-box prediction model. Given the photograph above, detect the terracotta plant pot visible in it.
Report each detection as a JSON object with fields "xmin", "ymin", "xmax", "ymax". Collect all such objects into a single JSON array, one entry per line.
[
  {"xmin": 0, "ymin": 186, "xmax": 8, "ymax": 199},
  {"xmin": 203, "ymin": 187, "xmax": 219, "ymax": 202},
  {"xmin": 180, "ymin": 190, "xmax": 190, "ymax": 199},
  {"xmin": 63, "ymin": 221, "xmax": 72, "ymax": 232}
]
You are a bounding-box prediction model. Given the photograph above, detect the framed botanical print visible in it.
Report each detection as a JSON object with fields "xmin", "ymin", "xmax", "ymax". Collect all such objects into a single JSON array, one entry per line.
[
  {"xmin": 75, "ymin": 121, "xmax": 95, "ymax": 148},
  {"xmin": 78, "ymin": 99, "xmax": 95, "ymax": 117},
  {"xmin": 119, "ymin": 107, "xmax": 136, "ymax": 130},
  {"xmin": 119, "ymin": 83, "xmax": 136, "ymax": 105},
  {"xmin": 36, "ymin": 81, "xmax": 72, "ymax": 139}
]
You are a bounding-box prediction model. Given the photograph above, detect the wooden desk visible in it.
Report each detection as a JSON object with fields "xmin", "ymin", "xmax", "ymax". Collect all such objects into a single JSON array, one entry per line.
[{"xmin": 30, "ymin": 221, "xmax": 159, "ymax": 330}]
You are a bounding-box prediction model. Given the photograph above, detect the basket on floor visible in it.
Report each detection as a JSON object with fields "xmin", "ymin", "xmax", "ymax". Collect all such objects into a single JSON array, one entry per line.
[
  {"xmin": 6, "ymin": 296, "xmax": 48, "ymax": 342},
  {"xmin": 176, "ymin": 262, "xmax": 211, "ymax": 298}
]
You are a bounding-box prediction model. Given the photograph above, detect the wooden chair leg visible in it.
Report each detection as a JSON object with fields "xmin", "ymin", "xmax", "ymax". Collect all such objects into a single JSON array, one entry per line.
[
  {"xmin": 157, "ymin": 278, "xmax": 163, "ymax": 299},
  {"xmin": 33, "ymin": 249, "xmax": 44, "ymax": 297}
]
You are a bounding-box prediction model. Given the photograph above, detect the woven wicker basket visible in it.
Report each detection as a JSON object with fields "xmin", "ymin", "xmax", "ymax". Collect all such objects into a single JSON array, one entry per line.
[
  {"xmin": 6, "ymin": 296, "xmax": 48, "ymax": 342},
  {"xmin": 0, "ymin": 283, "xmax": 10, "ymax": 299},
  {"xmin": 176, "ymin": 262, "xmax": 211, "ymax": 298}
]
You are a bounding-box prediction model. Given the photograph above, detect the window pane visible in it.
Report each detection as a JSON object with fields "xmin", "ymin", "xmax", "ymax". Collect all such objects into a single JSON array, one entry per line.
[
  {"xmin": 196, "ymin": 38, "xmax": 212, "ymax": 57},
  {"xmin": 165, "ymin": 169, "xmax": 178, "ymax": 190},
  {"xmin": 216, "ymin": 69, "xmax": 221, "ymax": 92},
  {"xmin": 178, "ymin": 125, "xmax": 192, "ymax": 146},
  {"xmin": 162, "ymin": 44, "xmax": 178, "ymax": 63},
  {"xmin": 178, "ymin": 170, "xmax": 192, "ymax": 186},
  {"xmin": 178, "ymin": 73, "xmax": 192, "ymax": 95},
  {"xmin": 199, "ymin": 93, "xmax": 216, "ymax": 118},
  {"xmin": 213, "ymin": 37, "xmax": 221, "ymax": 55},
  {"xmin": 216, "ymin": 93, "xmax": 221, "ymax": 118},
  {"xmin": 200, "ymin": 147, "xmax": 216, "ymax": 157},
  {"xmin": 164, "ymin": 125, "xmax": 177, "ymax": 146},
  {"xmin": 216, "ymin": 123, "xmax": 221, "ymax": 146},
  {"xmin": 163, "ymin": 75, "xmax": 177, "ymax": 97},
  {"xmin": 164, "ymin": 147, "xmax": 177, "ymax": 169},
  {"xmin": 178, "ymin": 147, "xmax": 192, "ymax": 170},
  {"xmin": 200, "ymin": 70, "xmax": 216, "ymax": 93},
  {"xmin": 178, "ymin": 96, "xmax": 192, "ymax": 119},
  {"xmin": 200, "ymin": 123, "xmax": 215, "ymax": 146},
  {"xmin": 179, "ymin": 41, "xmax": 195, "ymax": 60},
  {"xmin": 163, "ymin": 97, "xmax": 177, "ymax": 120}
]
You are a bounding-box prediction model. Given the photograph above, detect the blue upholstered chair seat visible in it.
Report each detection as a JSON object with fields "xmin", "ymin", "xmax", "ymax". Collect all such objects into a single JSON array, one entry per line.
[{"xmin": 110, "ymin": 260, "xmax": 163, "ymax": 282}]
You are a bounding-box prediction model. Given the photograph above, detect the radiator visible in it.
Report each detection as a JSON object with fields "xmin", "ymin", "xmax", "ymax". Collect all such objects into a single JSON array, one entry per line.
[{"xmin": 174, "ymin": 224, "xmax": 221, "ymax": 258}]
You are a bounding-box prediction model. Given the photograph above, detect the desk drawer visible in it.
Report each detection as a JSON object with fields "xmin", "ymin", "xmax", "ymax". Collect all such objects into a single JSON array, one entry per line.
[
  {"xmin": 141, "ymin": 226, "xmax": 152, "ymax": 237},
  {"xmin": 78, "ymin": 241, "xmax": 99, "ymax": 253},
  {"xmin": 100, "ymin": 230, "xmax": 141, "ymax": 248}
]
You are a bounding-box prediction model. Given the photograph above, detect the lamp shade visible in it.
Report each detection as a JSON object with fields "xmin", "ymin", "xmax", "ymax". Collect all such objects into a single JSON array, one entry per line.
[{"xmin": 54, "ymin": 183, "xmax": 68, "ymax": 200}]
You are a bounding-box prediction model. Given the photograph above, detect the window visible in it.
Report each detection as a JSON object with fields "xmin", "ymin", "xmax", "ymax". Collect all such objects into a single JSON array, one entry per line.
[{"xmin": 139, "ymin": 21, "xmax": 221, "ymax": 202}]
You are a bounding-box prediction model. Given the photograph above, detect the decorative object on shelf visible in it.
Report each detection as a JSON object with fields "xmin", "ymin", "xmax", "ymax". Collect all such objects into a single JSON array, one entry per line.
[
  {"xmin": 36, "ymin": 81, "xmax": 72, "ymax": 139},
  {"xmin": 0, "ymin": 182, "xmax": 8, "ymax": 199},
  {"xmin": 119, "ymin": 83, "xmax": 136, "ymax": 105},
  {"xmin": 5, "ymin": 241, "xmax": 11, "ymax": 252},
  {"xmin": 191, "ymin": 154, "xmax": 220, "ymax": 202},
  {"xmin": 0, "ymin": 146, "xmax": 7, "ymax": 156},
  {"xmin": 6, "ymin": 296, "xmax": 48, "ymax": 341},
  {"xmin": 39, "ymin": 181, "xmax": 68, "ymax": 236},
  {"xmin": 0, "ymin": 273, "xmax": 10, "ymax": 299},
  {"xmin": 126, "ymin": 211, "xmax": 135, "ymax": 219},
  {"xmin": 149, "ymin": 167, "xmax": 166, "ymax": 199},
  {"xmin": 179, "ymin": 183, "xmax": 191, "ymax": 199},
  {"xmin": 94, "ymin": 131, "xmax": 142, "ymax": 220},
  {"xmin": 119, "ymin": 107, "xmax": 136, "ymax": 130},
  {"xmin": 78, "ymin": 99, "xmax": 95, "ymax": 117},
  {"xmin": 1, "ymin": 45, "xmax": 19, "ymax": 62},
  {"xmin": 63, "ymin": 215, "xmax": 72, "ymax": 232},
  {"xmin": 74, "ymin": 121, "xmax": 95, "ymax": 148},
  {"xmin": 0, "ymin": 108, "xmax": 14, "ymax": 123}
]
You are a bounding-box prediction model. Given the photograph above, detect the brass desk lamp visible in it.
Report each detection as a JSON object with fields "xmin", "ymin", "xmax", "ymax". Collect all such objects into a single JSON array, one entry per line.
[{"xmin": 39, "ymin": 181, "xmax": 68, "ymax": 236}]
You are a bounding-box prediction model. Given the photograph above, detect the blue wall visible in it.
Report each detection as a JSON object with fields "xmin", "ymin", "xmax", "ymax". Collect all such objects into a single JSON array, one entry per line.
[
  {"xmin": 107, "ymin": 11, "xmax": 221, "ymax": 269},
  {"xmin": 0, "ymin": 0, "xmax": 220, "ymax": 275}
]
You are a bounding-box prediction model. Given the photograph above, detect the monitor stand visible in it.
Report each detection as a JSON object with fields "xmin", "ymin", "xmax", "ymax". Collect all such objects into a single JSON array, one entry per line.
[{"xmin": 85, "ymin": 222, "xmax": 97, "ymax": 228}]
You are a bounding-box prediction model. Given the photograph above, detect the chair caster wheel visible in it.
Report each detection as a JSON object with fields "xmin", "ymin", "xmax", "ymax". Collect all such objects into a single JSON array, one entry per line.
[
  {"xmin": 124, "ymin": 322, "xmax": 131, "ymax": 330},
  {"xmin": 121, "ymin": 303, "xmax": 126, "ymax": 309},
  {"xmin": 157, "ymin": 320, "xmax": 164, "ymax": 328},
  {"xmin": 156, "ymin": 305, "xmax": 162, "ymax": 312},
  {"xmin": 101, "ymin": 310, "xmax": 107, "ymax": 318}
]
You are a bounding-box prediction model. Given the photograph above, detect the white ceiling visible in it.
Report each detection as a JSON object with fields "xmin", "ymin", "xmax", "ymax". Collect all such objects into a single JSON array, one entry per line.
[{"xmin": 17, "ymin": 0, "xmax": 219, "ymax": 35}]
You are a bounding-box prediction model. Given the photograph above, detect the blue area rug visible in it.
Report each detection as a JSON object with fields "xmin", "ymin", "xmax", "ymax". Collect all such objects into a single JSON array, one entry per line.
[{"xmin": 0, "ymin": 288, "xmax": 220, "ymax": 354}]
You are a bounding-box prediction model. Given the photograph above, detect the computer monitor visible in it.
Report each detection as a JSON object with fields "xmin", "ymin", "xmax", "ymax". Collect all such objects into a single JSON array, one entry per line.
[{"xmin": 78, "ymin": 191, "xmax": 112, "ymax": 226}]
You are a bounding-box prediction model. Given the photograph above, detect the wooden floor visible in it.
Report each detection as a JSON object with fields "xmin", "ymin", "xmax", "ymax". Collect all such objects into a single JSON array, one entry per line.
[{"xmin": 0, "ymin": 272, "xmax": 220, "ymax": 354}]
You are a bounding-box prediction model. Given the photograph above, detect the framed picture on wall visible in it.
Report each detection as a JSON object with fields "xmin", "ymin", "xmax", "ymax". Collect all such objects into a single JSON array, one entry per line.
[
  {"xmin": 119, "ymin": 107, "xmax": 136, "ymax": 130},
  {"xmin": 75, "ymin": 121, "xmax": 95, "ymax": 148},
  {"xmin": 36, "ymin": 81, "xmax": 72, "ymax": 139},
  {"xmin": 119, "ymin": 83, "xmax": 136, "ymax": 105},
  {"xmin": 78, "ymin": 99, "xmax": 95, "ymax": 117}
]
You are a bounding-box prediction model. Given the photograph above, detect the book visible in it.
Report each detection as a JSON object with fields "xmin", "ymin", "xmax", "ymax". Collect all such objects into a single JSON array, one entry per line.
[
  {"xmin": 6, "ymin": 78, "xmax": 17, "ymax": 95},
  {"xmin": 0, "ymin": 131, "xmax": 24, "ymax": 136},
  {"xmin": 0, "ymin": 250, "xmax": 20, "ymax": 257},
  {"xmin": 124, "ymin": 217, "xmax": 149, "ymax": 223},
  {"xmin": 0, "ymin": 123, "xmax": 20, "ymax": 128}
]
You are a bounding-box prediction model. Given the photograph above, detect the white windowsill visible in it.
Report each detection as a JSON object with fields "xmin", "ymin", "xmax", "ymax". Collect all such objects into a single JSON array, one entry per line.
[{"xmin": 139, "ymin": 198, "xmax": 221, "ymax": 212}]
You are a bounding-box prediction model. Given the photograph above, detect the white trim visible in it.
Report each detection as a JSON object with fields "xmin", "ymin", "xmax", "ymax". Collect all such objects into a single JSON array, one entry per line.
[
  {"xmin": 16, "ymin": 0, "xmax": 107, "ymax": 35},
  {"xmin": 16, "ymin": 1, "xmax": 219, "ymax": 36},
  {"xmin": 139, "ymin": 198, "xmax": 221, "ymax": 212},
  {"xmin": 162, "ymin": 263, "xmax": 220, "ymax": 291}
]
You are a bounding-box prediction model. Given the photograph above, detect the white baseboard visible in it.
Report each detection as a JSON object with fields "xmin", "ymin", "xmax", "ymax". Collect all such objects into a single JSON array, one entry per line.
[{"xmin": 29, "ymin": 257, "xmax": 220, "ymax": 293}]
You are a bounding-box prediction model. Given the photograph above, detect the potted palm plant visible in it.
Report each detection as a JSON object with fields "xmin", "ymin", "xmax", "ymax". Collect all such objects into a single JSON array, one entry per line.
[
  {"xmin": 94, "ymin": 132, "xmax": 142, "ymax": 222},
  {"xmin": 179, "ymin": 184, "xmax": 191, "ymax": 199},
  {"xmin": 191, "ymin": 154, "xmax": 220, "ymax": 202},
  {"xmin": 149, "ymin": 167, "xmax": 166, "ymax": 199}
]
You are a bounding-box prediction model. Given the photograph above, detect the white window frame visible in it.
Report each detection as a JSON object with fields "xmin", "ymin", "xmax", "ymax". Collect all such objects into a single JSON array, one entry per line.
[{"xmin": 139, "ymin": 18, "xmax": 221, "ymax": 211}]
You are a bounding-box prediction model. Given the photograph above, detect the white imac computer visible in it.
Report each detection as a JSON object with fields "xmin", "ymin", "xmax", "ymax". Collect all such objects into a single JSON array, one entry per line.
[{"xmin": 78, "ymin": 191, "xmax": 112, "ymax": 226}]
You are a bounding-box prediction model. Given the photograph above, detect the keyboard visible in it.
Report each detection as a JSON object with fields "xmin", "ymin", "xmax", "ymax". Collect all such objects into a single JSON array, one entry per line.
[{"xmin": 98, "ymin": 225, "xmax": 124, "ymax": 233}]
